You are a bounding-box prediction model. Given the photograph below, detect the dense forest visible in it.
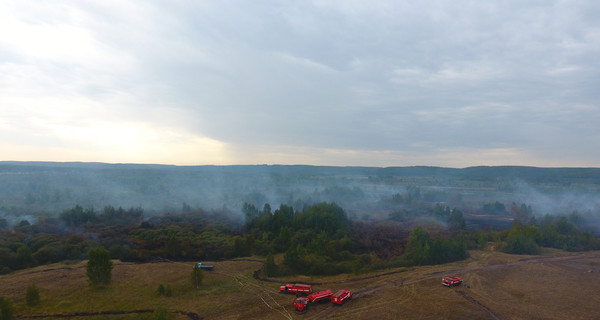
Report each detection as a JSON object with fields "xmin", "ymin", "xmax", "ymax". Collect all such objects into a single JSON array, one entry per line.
[
  {"xmin": 1, "ymin": 162, "xmax": 600, "ymax": 276},
  {"xmin": 1, "ymin": 200, "xmax": 599, "ymax": 276}
]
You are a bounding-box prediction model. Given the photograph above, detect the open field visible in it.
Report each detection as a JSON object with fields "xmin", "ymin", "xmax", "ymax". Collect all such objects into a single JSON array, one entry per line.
[{"xmin": 1, "ymin": 249, "xmax": 600, "ymax": 319}]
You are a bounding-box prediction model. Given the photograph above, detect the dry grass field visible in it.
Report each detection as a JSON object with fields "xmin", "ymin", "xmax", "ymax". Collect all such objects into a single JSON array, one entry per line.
[{"xmin": 1, "ymin": 249, "xmax": 599, "ymax": 320}]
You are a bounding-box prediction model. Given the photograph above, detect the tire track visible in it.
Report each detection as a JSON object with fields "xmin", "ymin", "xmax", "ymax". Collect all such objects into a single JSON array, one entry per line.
[
  {"xmin": 253, "ymin": 268, "xmax": 409, "ymax": 285},
  {"xmin": 455, "ymin": 290, "xmax": 503, "ymax": 320}
]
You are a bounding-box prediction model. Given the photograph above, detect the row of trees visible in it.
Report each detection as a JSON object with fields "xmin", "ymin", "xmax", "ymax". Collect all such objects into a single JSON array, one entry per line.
[
  {"xmin": 499, "ymin": 215, "xmax": 600, "ymax": 254},
  {"xmin": 245, "ymin": 202, "xmax": 358, "ymax": 276},
  {"xmin": 0, "ymin": 231, "xmax": 93, "ymax": 274},
  {"xmin": 249, "ymin": 202, "xmax": 470, "ymax": 276},
  {"xmin": 59, "ymin": 205, "xmax": 144, "ymax": 228},
  {"xmin": 389, "ymin": 204, "xmax": 466, "ymax": 230},
  {"xmin": 2, "ymin": 199, "xmax": 600, "ymax": 279},
  {"xmin": 402, "ymin": 227, "xmax": 468, "ymax": 265},
  {"xmin": 0, "ymin": 205, "xmax": 242, "ymax": 274}
]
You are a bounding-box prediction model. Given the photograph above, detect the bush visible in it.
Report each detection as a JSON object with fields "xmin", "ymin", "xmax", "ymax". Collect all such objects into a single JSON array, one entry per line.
[
  {"xmin": 86, "ymin": 247, "xmax": 113, "ymax": 286},
  {"xmin": 157, "ymin": 284, "xmax": 165, "ymax": 296},
  {"xmin": 0, "ymin": 296, "xmax": 14, "ymax": 320},
  {"xmin": 26, "ymin": 284, "xmax": 40, "ymax": 306},
  {"xmin": 502, "ymin": 223, "xmax": 541, "ymax": 255}
]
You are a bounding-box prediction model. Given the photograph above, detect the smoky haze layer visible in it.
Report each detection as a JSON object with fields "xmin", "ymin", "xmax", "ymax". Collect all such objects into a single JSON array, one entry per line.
[{"xmin": 0, "ymin": 162, "xmax": 599, "ymax": 227}]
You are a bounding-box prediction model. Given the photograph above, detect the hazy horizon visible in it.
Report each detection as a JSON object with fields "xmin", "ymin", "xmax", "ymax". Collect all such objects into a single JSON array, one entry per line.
[{"xmin": 3, "ymin": 160, "xmax": 600, "ymax": 170}]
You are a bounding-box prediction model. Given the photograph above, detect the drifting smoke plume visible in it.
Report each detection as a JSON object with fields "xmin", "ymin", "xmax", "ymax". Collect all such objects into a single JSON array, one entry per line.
[
  {"xmin": 0, "ymin": 209, "xmax": 35, "ymax": 228},
  {"xmin": 1, "ymin": 162, "xmax": 599, "ymax": 231},
  {"xmin": 513, "ymin": 181, "xmax": 600, "ymax": 216}
]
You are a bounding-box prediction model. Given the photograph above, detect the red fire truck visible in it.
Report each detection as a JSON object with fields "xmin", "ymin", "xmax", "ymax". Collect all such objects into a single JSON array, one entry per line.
[
  {"xmin": 294, "ymin": 290, "xmax": 334, "ymax": 313},
  {"xmin": 331, "ymin": 289, "xmax": 352, "ymax": 305},
  {"xmin": 294, "ymin": 297, "xmax": 310, "ymax": 313},
  {"xmin": 442, "ymin": 276, "xmax": 463, "ymax": 287},
  {"xmin": 280, "ymin": 283, "xmax": 313, "ymax": 295},
  {"xmin": 307, "ymin": 290, "xmax": 333, "ymax": 303}
]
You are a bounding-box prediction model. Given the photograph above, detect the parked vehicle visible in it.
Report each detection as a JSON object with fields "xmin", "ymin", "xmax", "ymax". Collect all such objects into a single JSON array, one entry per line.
[
  {"xmin": 442, "ymin": 276, "xmax": 463, "ymax": 287},
  {"xmin": 294, "ymin": 297, "xmax": 310, "ymax": 313},
  {"xmin": 195, "ymin": 262, "xmax": 214, "ymax": 270},
  {"xmin": 280, "ymin": 283, "xmax": 313, "ymax": 295},
  {"xmin": 331, "ymin": 289, "xmax": 352, "ymax": 305},
  {"xmin": 294, "ymin": 290, "xmax": 335, "ymax": 313},
  {"xmin": 307, "ymin": 290, "xmax": 333, "ymax": 303}
]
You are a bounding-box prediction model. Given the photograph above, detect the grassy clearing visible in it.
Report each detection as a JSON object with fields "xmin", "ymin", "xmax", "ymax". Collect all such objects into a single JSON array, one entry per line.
[
  {"xmin": 1, "ymin": 250, "xmax": 600, "ymax": 319},
  {"xmin": 0, "ymin": 259, "xmax": 267, "ymax": 319}
]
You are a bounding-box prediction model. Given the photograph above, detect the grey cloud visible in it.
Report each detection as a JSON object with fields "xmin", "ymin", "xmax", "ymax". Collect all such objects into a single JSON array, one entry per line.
[{"xmin": 2, "ymin": 0, "xmax": 599, "ymax": 166}]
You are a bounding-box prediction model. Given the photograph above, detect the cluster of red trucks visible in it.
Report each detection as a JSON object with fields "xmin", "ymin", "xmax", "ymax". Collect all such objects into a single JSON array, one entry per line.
[
  {"xmin": 280, "ymin": 276, "xmax": 462, "ymax": 313},
  {"xmin": 280, "ymin": 283, "xmax": 352, "ymax": 313}
]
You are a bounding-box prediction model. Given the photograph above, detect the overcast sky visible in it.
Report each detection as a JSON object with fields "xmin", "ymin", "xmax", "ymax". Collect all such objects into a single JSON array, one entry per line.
[{"xmin": 1, "ymin": 1, "xmax": 599, "ymax": 167}]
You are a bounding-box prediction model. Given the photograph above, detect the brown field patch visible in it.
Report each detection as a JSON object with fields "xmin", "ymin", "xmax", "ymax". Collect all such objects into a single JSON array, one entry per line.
[{"xmin": 1, "ymin": 251, "xmax": 599, "ymax": 319}]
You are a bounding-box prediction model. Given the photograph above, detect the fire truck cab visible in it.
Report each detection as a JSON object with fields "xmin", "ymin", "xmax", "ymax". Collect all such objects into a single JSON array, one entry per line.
[{"xmin": 331, "ymin": 289, "xmax": 352, "ymax": 305}]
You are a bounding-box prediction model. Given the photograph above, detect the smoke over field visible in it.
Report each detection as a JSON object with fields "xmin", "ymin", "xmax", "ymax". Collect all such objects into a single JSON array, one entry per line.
[{"xmin": 0, "ymin": 162, "xmax": 599, "ymax": 230}]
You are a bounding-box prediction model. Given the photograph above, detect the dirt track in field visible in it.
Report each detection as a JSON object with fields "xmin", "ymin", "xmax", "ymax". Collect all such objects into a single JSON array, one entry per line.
[{"xmin": 297, "ymin": 251, "xmax": 600, "ymax": 320}]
